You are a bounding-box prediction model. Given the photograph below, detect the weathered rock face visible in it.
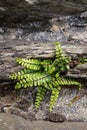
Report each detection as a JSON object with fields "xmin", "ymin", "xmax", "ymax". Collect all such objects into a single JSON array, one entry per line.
[
  {"xmin": 0, "ymin": 0, "xmax": 87, "ymax": 124},
  {"xmin": 0, "ymin": 86, "xmax": 87, "ymax": 122},
  {"xmin": 0, "ymin": 113, "xmax": 87, "ymax": 130},
  {"xmin": 0, "ymin": 13, "xmax": 87, "ymax": 79},
  {"xmin": 0, "ymin": 0, "xmax": 87, "ymax": 27}
]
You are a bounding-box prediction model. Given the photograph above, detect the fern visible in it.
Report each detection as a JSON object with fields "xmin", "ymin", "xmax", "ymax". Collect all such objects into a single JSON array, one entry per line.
[
  {"xmin": 50, "ymin": 88, "xmax": 60, "ymax": 112},
  {"xmin": 10, "ymin": 42, "xmax": 81, "ymax": 111},
  {"xmin": 16, "ymin": 58, "xmax": 42, "ymax": 70},
  {"xmin": 80, "ymin": 58, "xmax": 87, "ymax": 63},
  {"xmin": 35, "ymin": 86, "xmax": 47, "ymax": 109}
]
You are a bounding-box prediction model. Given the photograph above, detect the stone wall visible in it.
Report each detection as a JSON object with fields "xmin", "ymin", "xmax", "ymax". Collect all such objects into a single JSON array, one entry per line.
[
  {"xmin": 0, "ymin": 0, "xmax": 87, "ymax": 123},
  {"xmin": 0, "ymin": 0, "xmax": 87, "ymax": 27},
  {"xmin": 0, "ymin": 40, "xmax": 87, "ymax": 80}
]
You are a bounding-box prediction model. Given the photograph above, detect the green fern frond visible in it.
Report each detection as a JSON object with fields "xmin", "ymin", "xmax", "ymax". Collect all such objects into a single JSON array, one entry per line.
[
  {"xmin": 35, "ymin": 86, "xmax": 47, "ymax": 109},
  {"xmin": 50, "ymin": 88, "xmax": 60, "ymax": 112},
  {"xmin": 54, "ymin": 76, "xmax": 81, "ymax": 87},
  {"xmin": 80, "ymin": 58, "xmax": 87, "ymax": 63},
  {"xmin": 54, "ymin": 42, "xmax": 71, "ymax": 72},
  {"xmin": 41, "ymin": 59, "xmax": 53, "ymax": 72},
  {"xmin": 12, "ymin": 71, "xmax": 51, "ymax": 89},
  {"xmin": 55, "ymin": 42, "xmax": 63, "ymax": 59},
  {"xmin": 16, "ymin": 58, "xmax": 42, "ymax": 70},
  {"xmin": 10, "ymin": 42, "xmax": 82, "ymax": 111}
]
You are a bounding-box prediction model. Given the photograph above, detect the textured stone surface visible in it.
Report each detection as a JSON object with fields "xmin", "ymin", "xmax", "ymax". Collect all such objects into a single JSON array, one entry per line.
[
  {"xmin": 0, "ymin": 0, "xmax": 87, "ymax": 123},
  {"xmin": 67, "ymin": 63, "xmax": 87, "ymax": 78},
  {"xmin": 0, "ymin": 39, "xmax": 87, "ymax": 79},
  {"xmin": 1, "ymin": 86, "xmax": 86, "ymax": 122},
  {"xmin": 0, "ymin": 0, "xmax": 87, "ymax": 27},
  {"xmin": 0, "ymin": 113, "xmax": 87, "ymax": 130}
]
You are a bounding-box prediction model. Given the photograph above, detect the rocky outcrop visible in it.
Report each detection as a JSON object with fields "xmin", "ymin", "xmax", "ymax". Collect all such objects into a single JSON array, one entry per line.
[
  {"xmin": 0, "ymin": 0, "xmax": 87, "ymax": 124},
  {"xmin": 0, "ymin": 0, "xmax": 87, "ymax": 27},
  {"xmin": 0, "ymin": 86, "xmax": 87, "ymax": 122},
  {"xmin": 0, "ymin": 40, "xmax": 87, "ymax": 80},
  {"xmin": 0, "ymin": 38, "xmax": 87, "ymax": 122},
  {"xmin": 0, "ymin": 11, "xmax": 87, "ymax": 80},
  {"xmin": 0, "ymin": 113, "xmax": 87, "ymax": 130}
]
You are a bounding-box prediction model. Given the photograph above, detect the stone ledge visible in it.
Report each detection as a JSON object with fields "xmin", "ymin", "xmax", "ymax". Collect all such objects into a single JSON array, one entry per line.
[{"xmin": 0, "ymin": 40, "xmax": 87, "ymax": 79}]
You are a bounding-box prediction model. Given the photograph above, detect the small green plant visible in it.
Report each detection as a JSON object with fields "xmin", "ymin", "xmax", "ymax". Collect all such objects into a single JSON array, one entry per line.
[
  {"xmin": 10, "ymin": 42, "xmax": 81, "ymax": 111},
  {"xmin": 80, "ymin": 58, "xmax": 87, "ymax": 64}
]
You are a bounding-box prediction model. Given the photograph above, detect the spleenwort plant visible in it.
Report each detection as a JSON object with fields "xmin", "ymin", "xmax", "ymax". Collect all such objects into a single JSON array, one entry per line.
[
  {"xmin": 80, "ymin": 58, "xmax": 87, "ymax": 63},
  {"xmin": 10, "ymin": 42, "xmax": 81, "ymax": 111}
]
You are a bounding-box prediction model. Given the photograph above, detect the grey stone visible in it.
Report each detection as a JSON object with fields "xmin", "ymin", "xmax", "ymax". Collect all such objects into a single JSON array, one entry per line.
[
  {"xmin": 0, "ymin": 0, "xmax": 87, "ymax": 27},
  {"xmin": 26, "ymin": 0, "xmax": 37, "ymax": 4},
  {"xmin": 76, "ymin": 63, "xmax": 87, "ymax": 70},
  {"xmin": 80, "ymin": 11, "xmax": 87, "ymax": 18},
  {"xmin": 0, "ymin": 39, "xmax": 87, "ymax": 79},
  {"xmin": 1, "ymin": 87, "xmax": 87, "ymax": 122},
  {"xmin": 45, "ymin": 113, "xmax": 66, "ymax": 122},
  {"xmin": 0, "ymin": 113, "xmax": 30, "ymax": 130},
  {"xmin": 0, "ymin": 0, "xmax": 87, "ymax": 123},
  {"xmin": 0, "ymin": 113, "xmax": 87, "ymax": 130},
  {"xmin": 66, "ymin": 63, "xmax": 87, "ymax": 78}
]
